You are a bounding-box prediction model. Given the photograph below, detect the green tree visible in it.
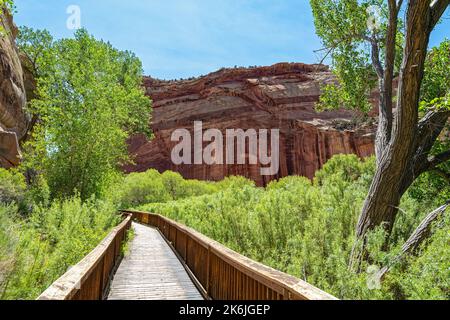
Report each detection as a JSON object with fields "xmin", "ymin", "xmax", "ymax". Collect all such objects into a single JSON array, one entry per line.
[
  {"xmin": 16, "ymin": 26, "xmax": 53, "ymax": 79},
  {"xmin": 0, "ymin": 1, "xmax": 14, "ymax": 34},
  {"xmin": 21, "ymin": 28, "xmax": 152, "ymax": 199},
  {"xmin": 310, "ymin": 0, "xmax": 449, "ymax": 268}
]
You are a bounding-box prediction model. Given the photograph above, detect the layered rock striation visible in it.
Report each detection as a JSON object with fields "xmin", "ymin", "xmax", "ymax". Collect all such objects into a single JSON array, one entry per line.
[{"xmin": 126, "ymin": 63, "xmax": 375, "ymax": 185}]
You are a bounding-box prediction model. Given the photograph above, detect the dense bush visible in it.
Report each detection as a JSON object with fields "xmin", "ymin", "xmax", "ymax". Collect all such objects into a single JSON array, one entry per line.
[
  {"xmin": 0, "ymin": 204, "xmax": 19, "ymax": 295},
  {"xmin": 0, "ymin": 168, "xmax": 120, "ymax": 299},
  {"xmin": 0, "ymin": 161, "xmax": 256, "ymax": 299},
  {"xmin": 1, "ymin": 154, "xmax": 448, "ymax": 300},
  {"xmin": 0, "ymin": 169, "xmax": 49, "ymax": 214},
  {"xmin": 384, "ymin": 213, "xmax": 450, "ymax": 300},
  {"xmin": 0, "ymin": 196, "xmax": 119, "ymax": 299},
  {"xmin": 111, "ymin": 169, "xmax": 221, "ymax": 208},
  {"xmin": 137, "ymin": 155, "xmax": 449, "ymax": 300},
  {"xmin": 0, "ymin": 169, "xmax": 27, "ymax": 207}
]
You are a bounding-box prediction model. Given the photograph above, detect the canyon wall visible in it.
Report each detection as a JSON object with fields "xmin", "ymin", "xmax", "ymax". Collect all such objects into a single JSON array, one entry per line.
[
  {"xmin": 0, "ymin": 10, "xmax": 28, "ymax": 168},
  {"xmin": 126, "ymin": 63, "xmax": 375, "ymax": 185}
]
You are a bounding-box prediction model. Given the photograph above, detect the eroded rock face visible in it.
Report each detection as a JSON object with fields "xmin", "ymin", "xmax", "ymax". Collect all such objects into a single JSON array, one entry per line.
[
  {"xmin": 126, "ymin": 63, "xmax": 375, "ymax": 185},
  {"xmin": 0, "ymin": 11, "xmax": 28, "ymax": 168}
]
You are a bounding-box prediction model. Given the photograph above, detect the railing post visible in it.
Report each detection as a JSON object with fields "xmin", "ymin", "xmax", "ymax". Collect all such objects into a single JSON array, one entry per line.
[
  {"xmin": 98, "ymin": 256, "xmax": 105, "ymax": 300},
  {"xmin": 175, "ymin": 227, "xmax": 178, "ymax": 249},
  {"xmin": 283, "ymin": 288, "xmax": 289, "ymax": 300},
  {"xmin": 185, "ymin": 235, "xmax": 189, "ymax": 266},
  {"xmin": 206, "ymin": 245, "xmax": 211, "ymax": 296}
]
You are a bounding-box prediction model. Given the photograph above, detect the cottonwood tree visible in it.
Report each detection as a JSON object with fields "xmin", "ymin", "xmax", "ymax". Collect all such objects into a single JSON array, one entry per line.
[
  {"xmin": 310, "ymin": 0, "xmax": 449, "ymax": 269},
  {"xmin": 20, "ymin": 28, "xmax": 152, "ymax": 199}
]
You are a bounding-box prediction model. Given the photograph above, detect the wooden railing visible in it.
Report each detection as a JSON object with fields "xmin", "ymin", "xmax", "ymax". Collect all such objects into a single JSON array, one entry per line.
[
  {"xmin": 124, "ymin": 210, "xmax": 337, "ymax": 300},
  {"xmin": 37, "ymin": 214, "xmax": 132, "ymax": 300}
]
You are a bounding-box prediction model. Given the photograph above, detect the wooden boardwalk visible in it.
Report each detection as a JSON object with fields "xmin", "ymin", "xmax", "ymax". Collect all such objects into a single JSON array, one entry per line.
[
  {"xmin": 107, "ymin": 223, "xmax": 203, "ymax": 300},
  {"xmin": 39, "ymin": 212, "xmax": 336, "ymax": 301}
]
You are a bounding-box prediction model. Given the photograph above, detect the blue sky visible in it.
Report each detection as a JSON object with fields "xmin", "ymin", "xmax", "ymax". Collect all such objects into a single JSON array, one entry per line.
[{"xmin": 14, "ymin": 0, "xmax": 449, "ymax": 80}]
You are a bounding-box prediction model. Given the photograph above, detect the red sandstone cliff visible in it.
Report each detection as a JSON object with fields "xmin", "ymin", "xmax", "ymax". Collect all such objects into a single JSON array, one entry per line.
[
  {"xmin": 125, "ymin": 63, "xmax": 375, "ymax": 185},
  {"xmin": 0, "ymin": 10, "xmax": 29, "ymax": 168}
]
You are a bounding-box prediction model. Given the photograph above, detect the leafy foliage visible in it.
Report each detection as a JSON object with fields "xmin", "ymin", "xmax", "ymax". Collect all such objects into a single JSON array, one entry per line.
[
  {"xmin": 16, "ymin": 26, "xmax": 53, "ymax": 78},
  {"xmin": 0, "ymin": 1, "xmax": 15, "ymax": 34},
  {"xmin": 420, "ymin": 39, "xmax": 450, "ymax": 111},
  {"xmin": 0, "ymin": 169, "xmax": 26, "ymax": 206},
  {"xmin": 385, "ymin": 214, "xmax": 450, "ymax": 300},
  {"xmin": 110, "ymin": 169, "xmax": 239, "ymax": 209},
  {"xmin": 0, "ymin": 169, "xmax": 49, "ymax": 214},
  {"xmin": 0, "ymin": 166, "xmax": 118, "ymax": 300},
  {"xmin": 310, "ymin": 0, "xmax": 391, "ymax": 112},
  {"xmin": 311, "ymin": 1, "xmax": 448, "ymax": 115},
  {"xmin": 417, "ymin": 39, "xmax": 450, "ymax": 188},
  {"xmin": 136, "ymin": 155, "xmax": 449, "ymax": 300},
  {"xmin": 19, "ymin": 28, "xmax": 152, "ymax": 200},
  {"xmin": 0, "ymin": 204, "xmax": 19, "ymax": 294},
  {"xmin": 0, "ymin": 195, "xmax": 119, "ymax": 300},
  {"xmin": 1, "ymin": 155, "xmax": 448, "ymax": 300}
]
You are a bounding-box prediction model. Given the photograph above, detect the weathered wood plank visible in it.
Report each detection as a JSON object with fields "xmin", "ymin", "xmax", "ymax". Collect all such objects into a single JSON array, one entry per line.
[{"xmin": 107, "ymin": 223, "xmax": 203, "ymax": 300}]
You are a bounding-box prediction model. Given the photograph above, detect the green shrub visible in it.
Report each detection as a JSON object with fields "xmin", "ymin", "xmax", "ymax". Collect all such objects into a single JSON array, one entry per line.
[
  {"xmin": 0, "ymin": 169, "xmax": 27, "ymax": 208},
  {"xmin": 1, "ymin": 154, "xmax": 447, "ymax": 300},
  {"xmin": 25, "ymin": 174, "xmax": 50, "ymax": 209},
  {"xmin": 408, "ymin": 171, "xmax": 450, "ymax": 205},
  {"xmin": 111, "ymin": 169, "xmax": 221, "ymax": 208},
  {"xmin": 0, "ymin": 169, "xmax": 50, "ymax": 215},
  {"xmin": 383, "ymin": 213, "xmax": 450, "ymax": 300},
  {"xmin": 161, "ymin": 171, "xmax": 219, "ymax": 200},
  {"xmin": 216, "ymin": 175, "xmax": 256, "ymax": 190},
  {"xmin": 0, "ymin": 204, "xmax": 20, "ymax": 294},
  {"xmin": 0, "ymin": 196, "xmax": 119, "ymax": 300},
  {"xmin": 137, "ymin": 155, "xmax": 449, "ymax": 300},
  {"xmin": 114, "ymin": 170, "xmax": 170, "ymax": 208}
]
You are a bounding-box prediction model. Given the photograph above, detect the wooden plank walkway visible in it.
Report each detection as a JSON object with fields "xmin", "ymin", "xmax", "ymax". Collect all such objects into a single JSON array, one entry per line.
[{"xmin": 107, "ymin": 222, "xmax": 203, "ymax": 300}]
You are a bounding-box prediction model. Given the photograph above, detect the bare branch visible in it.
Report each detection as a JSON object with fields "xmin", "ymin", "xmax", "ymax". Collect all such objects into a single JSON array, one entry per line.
[
  {"xmin": 378, "ymin": 200, "xmax": 450, "ymax": 279},
  {"xmin": 317, "ymin": 47, "xmax": 334, "ymax": 65},
  {"xmin": 369, "ymin": 36, "xmax": 384, "ymax": 79},
  {"xmin": 396, "ymin": 0, "xmax": 404, "ymax": 13},
  {"xmin": 430, "ymin": 0, "xmax": 450, "ymax": 30},
  {"xmin": 428, "ymin": 149, "xmax": 450, "ymax": 169},
  {"xmin": 415, "ymin": 109, "xmax": 450, "ymax": 153},
  {"xmin": 375, "ymin": 0, "xmax": 399, "ymax": 159},
  {"xmin": 398, "ymin": 110, "xmax": 449, "ymax": 194}
]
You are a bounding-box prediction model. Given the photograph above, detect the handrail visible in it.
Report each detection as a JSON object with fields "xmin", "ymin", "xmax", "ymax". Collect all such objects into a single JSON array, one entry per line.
[
  {"xmin": 123, "ymin": 210, "xmax": 337, "ymax": 300},
  {"xmin": 37, "ymin": 214, "xmax": 132, "ymax": 300}
]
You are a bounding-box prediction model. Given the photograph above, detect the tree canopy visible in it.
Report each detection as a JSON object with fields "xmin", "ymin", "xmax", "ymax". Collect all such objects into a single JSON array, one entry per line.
[{"xmin": 19, "ymin": 28, "xmax": 152, "ymax": 199}]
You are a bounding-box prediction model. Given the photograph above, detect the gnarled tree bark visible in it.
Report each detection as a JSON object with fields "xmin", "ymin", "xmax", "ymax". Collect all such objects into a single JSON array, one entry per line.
[{"xmin": 350, "ymin": 0, "xmax": 449, "ymax": 270}]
